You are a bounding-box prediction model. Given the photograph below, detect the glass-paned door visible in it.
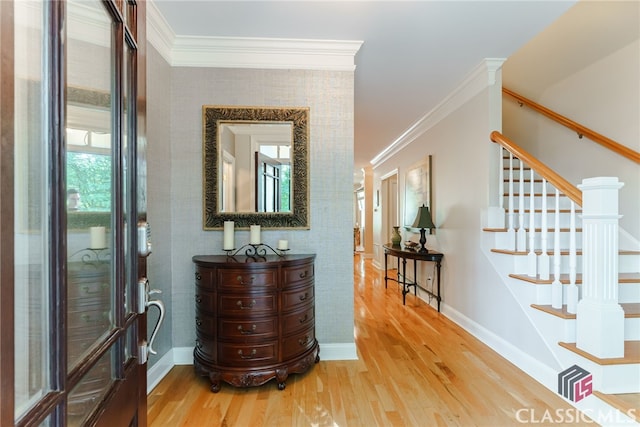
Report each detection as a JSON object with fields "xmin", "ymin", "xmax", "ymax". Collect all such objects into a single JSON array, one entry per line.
[{"xmin": 6, "ymin": 0, "xmax": 148, "ymax": 425}]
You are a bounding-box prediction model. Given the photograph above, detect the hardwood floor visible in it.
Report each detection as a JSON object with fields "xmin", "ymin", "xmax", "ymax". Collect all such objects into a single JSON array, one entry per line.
[{"xmin": 148, "ymin": 254, "xmax": 583, "ymax": 426}]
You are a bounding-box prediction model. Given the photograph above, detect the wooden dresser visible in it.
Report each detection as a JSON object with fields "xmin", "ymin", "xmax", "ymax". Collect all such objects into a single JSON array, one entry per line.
[{"xmin": 192, "ymin": 254, "xmax": 319, "ymax": 392}]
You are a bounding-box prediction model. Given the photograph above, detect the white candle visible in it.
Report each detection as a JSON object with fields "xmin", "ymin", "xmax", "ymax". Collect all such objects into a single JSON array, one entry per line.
[
  {"xmin": 250, "ymin": 225, "xmax": 261, "ymax": 245},
  {"xmin": 89, "ymin": 226, "xmax": 106, "ymax": 249},
  {"xmin": 277, "ymin": 239, "xmax": 288, "ymax": 250},
  {"xmin": 223, "ymin": 221, "xmax": 235, "ymax": 250}
]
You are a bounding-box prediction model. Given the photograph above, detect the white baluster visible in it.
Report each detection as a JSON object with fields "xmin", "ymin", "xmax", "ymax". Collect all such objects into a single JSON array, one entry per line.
[
  {"xmin": 517, "ymin": 160, "xmax": 526, "ymax": 251},
  {"xmin": 498, "ymin": 148, "xmax": 505, "ymax": 213},
  {"xmin": 566, "ymin": 201, "xmax": 578, "ymax": 314},
  {"xmin": 551, "ymin": 189, "xmax": 562, "ymax": 309},
  {"xmin": 527, "ymin": 168, "xmax": 537, "ymax": 277},
  {"xmin": 506, "ymin": 153, "xmax": 515, "ymax": 250},
  {"xmin": 539, "ymin": 179, "xmax": 550, "ymax": 280}
]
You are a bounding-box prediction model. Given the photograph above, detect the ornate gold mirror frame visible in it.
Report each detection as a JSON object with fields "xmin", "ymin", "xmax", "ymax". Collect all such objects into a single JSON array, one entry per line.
[{"xmin": 202, "ymin": 105, "xmax": 310, "ymax": 229}]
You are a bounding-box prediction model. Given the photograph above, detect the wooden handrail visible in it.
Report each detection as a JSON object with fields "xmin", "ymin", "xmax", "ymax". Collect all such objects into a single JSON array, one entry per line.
[
  {"xmin": 503, "ymin": 87, "xmax": 640, "ymax": 164},
  {"xmin": 490, "ymin": 130, "xmax": 582, "ymax": 206}
]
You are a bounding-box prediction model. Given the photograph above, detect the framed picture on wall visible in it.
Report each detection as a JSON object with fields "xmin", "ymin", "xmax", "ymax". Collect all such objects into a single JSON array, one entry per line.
[{"xmin": 404, "ymin": 155, "xmax": 432, "ymax": 232}]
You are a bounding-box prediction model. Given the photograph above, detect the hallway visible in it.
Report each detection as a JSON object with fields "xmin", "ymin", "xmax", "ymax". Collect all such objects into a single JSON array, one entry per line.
[{"xmin": 148, "ymin": 254, "xmax": 581, "ymax": 426}]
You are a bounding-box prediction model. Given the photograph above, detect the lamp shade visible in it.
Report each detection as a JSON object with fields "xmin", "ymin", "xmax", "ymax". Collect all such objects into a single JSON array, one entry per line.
[{"xmin": 411, "ymin": 204, "xmax": 435, "ymax": 229}]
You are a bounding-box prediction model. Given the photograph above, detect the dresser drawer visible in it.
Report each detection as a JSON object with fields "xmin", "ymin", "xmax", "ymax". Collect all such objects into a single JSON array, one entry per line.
[
  {"xmin": 217, "ymin": 269, "xmax": 277, "ymax": 291},
  {"xmin": 282, "ymin": 263, "xmax": 314, "ymax": 288},
  {"xmin": 195, "ymin": 267, "xmax": 214, "ymax": 289},
  {"xmin": 195, "ymin": 313, "xmax": 217, "ymax": 338},
  {"xmin": 218, "ymin": 342, "xmax": 278, "ymax": 366},
  {"xmin": 282, "ymin": 305, "xmax": 314, "ymax": 336},
  {"xmin": 219, "ymin": 317, "xmax": 277, "ymax": 340},
  {"xmin": 218, "ymin": 294, "xmax": 277, "ymax": 316},
  {"xmin": 195, "ymin": 337, "xmax": 217, "ymax": 362},
  {"xmin": 281, "ymin": 328, "xmax": 315, "ymax": 359},
  {"xmin": 282, "ymin": 285, "xmax": 314, "ymax": 312},
  {"xmin": 195, "ymin": 290, "xmax": 216, "ymax": 314}
]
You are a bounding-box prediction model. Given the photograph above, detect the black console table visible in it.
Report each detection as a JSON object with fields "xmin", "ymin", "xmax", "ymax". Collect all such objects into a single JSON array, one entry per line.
[{"xmin": 383, "ymin": 244, "xmax": 444, "ymax": 311}]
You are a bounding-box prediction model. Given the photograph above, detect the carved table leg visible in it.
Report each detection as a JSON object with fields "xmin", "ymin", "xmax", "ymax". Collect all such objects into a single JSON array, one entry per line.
[
  {"xmin": 209, "ymin": 372, "xmax": 221, "ymax": 393},
  {"xmin": 276, "ymin": 367, "xmax": 288, "ymax": 391}
]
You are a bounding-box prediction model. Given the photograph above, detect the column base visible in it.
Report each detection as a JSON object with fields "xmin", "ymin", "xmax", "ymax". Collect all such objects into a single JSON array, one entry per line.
[{"xmin": 576, "ymin": 298, "xmax": 625, "ymax": 359}]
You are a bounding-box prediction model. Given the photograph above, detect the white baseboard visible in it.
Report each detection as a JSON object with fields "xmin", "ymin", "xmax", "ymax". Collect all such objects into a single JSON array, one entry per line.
[
  {"xmin": 441, "ymin": 305, "xmax": 640, "ymax": 426},
  {"xmin": 147, "ymin": 342, "xmax": 357, "ymax": 394}
]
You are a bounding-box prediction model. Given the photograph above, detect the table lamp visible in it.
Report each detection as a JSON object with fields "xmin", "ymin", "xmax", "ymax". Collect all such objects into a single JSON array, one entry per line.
[{"xmin": 411, "ymin": 204, "xmax": 435, "ymax": 253}]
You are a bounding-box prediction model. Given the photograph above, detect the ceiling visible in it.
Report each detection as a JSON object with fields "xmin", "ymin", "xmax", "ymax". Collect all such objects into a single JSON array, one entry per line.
[{"xmin": 151, "ymin": 1, "xmax": 581, "ymax": 177}]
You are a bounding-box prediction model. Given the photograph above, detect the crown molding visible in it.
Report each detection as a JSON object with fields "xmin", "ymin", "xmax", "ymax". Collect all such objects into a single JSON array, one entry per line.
[
  {"xmin": 146, "ymin": 1, "xmax": 362, "ymax": 71},
  {"xmin": 171, "ymin": 36, "xmax": 362, "ymax": 70},
  {"xmin": 147, "ymin": 0, "xmax": 175, "ymax": 64},
  {"xmin": 371, "ymin": 58, "xmax": 506, "ymax": 168}
]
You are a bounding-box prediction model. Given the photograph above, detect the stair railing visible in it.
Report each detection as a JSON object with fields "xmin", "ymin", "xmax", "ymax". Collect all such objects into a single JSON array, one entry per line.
[
  {"xmin": 503, "ymin": 87, "xmax": 640, "ymax": 164},
  {"xmin": 490, "ymin": 131, "xmax": 580, "ymax": 312}
]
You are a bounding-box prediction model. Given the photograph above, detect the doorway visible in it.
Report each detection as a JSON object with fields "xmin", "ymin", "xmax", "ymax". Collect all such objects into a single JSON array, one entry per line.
[{"xmin": 380, "ymin": 170, "xmax": 399, "ymax": 266}]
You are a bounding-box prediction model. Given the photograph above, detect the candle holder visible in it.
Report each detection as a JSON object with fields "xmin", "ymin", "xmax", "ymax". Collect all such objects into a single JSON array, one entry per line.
[{"xmin": 225, "ymin": 243, "xmax": 287, "ymax": 259}]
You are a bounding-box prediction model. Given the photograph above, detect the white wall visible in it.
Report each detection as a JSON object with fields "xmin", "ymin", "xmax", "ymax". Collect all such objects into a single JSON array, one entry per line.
[
  {"xmin": 146, "ymin": 62, "xmax": 356, "ymax": 364},
  {"xmin": 504, "ymin": 38, "xmax": 640, "ymax": 242},
  {"xmin": 372, "ymin": 68, "xmax": 560, "ymax": 370}
]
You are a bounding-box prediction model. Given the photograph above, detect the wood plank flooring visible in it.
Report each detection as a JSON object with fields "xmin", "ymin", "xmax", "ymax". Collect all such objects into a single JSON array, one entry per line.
[{"xmin": 148, "ymin": 254, "xmax": 585, "ymax": 426}]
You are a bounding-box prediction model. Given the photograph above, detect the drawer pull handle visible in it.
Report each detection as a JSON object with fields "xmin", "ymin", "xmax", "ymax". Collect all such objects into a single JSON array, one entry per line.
[
  {"xmin": 236, "ymin": 275, "xmax": 255, "ymax": 285},
  {"xmin": 298, "ymin": 335, "xmax": 310, "ymax": 346},
  {"xmin": 195, "ymin": 295, "xmax": 202, "ymax": 303},
  {"xmin": 238, "ymin": 349, "xmax": 257, "ymax": 359},
  {"xmin": 195, "ymin": 272, "xmax": 201, "ymax": 281},
  {"xmin": 195, "ymin": 318, "xmax": 202, "ymax": 327},
  {"xmin": 299, "ymin": 270, "xmax": 308, "ymax": 279},
  {"xmin": 237, "ymin": 324, "xmax": 257, "ymax": 334},
  {"xmin": 236, "ymin": 299, "xmax": 256, "ymax": 309},
  {"xmin": 299, "ymin": 293, "xmax": 309, "ymax": 302},
  {"xmin": 298, "ymin": 314, "xmax": 308, "ymax": 324}
]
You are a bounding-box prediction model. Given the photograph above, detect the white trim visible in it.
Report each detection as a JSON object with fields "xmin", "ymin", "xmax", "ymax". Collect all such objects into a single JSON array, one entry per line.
[
  {"xmin": 371, "ymin": 58, "xmax": 506, "ymax": 169},
  {"xmin": 147, "ymin": 0, "xmax": 175, "ymax": 64},
  {"xmin": 170, "ymin": 36, "xmax": 363, "ymax": 70},
  {"xmin": 147, "ymin": 343, "xmax": 357, "ymax": 394}
]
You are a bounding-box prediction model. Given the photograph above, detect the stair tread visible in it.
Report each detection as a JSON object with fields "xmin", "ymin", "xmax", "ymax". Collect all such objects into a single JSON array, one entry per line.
[
  {"xmin": 593, "ymin": 391, "xmax": 640, "ymax": 422},
  {"xmin": 509, "ymin": 272, "xmax": 640, "ymax": 284},
  {"xmin": 558, "ymin": 341, "xmax": 640, "ymax": 365},
  {"xmin": 531, "ymin": 303, "xmax": 640, "ymax": 319},
  {"xmin": 491, "ymin": 248, "xmax": 639, "ymax": 256}
]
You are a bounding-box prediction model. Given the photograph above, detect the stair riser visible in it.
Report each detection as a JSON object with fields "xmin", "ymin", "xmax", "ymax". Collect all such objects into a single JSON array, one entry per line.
[
  {"xmin": 494, "ymin": 231, "xmax": 582, "ymax": 251},
  {"xmin": 619, "ymin": 283, "xmax": 640, "ymax": 303},
  {"xmin": 511, "ymin": 253, "xmax": 639, "ymax": 275},
  {"xmin": 507, "ymin": 212, "xmax": 582, "ymax": 229},
  {"xmin": 503, "ymin": 196, "xmax": 576, "ymax": 210}
]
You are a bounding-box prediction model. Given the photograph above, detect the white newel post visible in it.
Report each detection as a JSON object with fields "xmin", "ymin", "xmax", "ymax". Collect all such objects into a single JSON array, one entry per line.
[{"xmin": 576, "ymin": 177, "xmax": 625, "ymax": 358}]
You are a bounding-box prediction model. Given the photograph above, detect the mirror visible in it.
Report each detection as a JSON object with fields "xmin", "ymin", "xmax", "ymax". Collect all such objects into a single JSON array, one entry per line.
[{"xmin": 203, "ymin": 106, "xmax": 310, "ymax": 229}]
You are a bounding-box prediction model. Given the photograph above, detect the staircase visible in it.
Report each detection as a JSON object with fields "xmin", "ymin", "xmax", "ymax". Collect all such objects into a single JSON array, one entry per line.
[{"xmin": 483, "ymin": 145, "xmax": 640, "ymax": 422}]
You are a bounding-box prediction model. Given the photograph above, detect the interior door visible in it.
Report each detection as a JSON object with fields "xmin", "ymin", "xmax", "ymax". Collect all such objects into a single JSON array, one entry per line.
[{"xmin": 3, "ymin": 0, "xmax": 148, "ymax": 425}]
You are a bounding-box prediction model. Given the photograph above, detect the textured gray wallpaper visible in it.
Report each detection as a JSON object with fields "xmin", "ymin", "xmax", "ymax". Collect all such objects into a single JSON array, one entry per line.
[{"xmin": 146, "ymin": 50, "xmax": 356, "ymax": 358}]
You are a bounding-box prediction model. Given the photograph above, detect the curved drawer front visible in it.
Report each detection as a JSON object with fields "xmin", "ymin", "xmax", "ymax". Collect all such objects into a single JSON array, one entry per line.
[
  {"xmin": 219, "ymin": 317, "xmax": 278, "ymax": 340},
  {"xmin": 195, "ymin": 338, "xmax": 217, "ymax": 362},
  {"xmin": 281, "ymin": 327, "xmax": 315, "ymax": 359},
  {"xmin": 282, "ymin": 263, "xmax": 314, "ymax": 288},
  {"xmin": 195, "ymin": 313, "xmax": 217, "ymax": 339},
  {"xmin": 281, "ymin": 305, "xmax": 314, "ymax": 336},
  {"xmin": 195, "ymin": 267, "xmax": 214, "ymax": 289},
  {"xmin": 217, "ymin": 269, "xmax": 277, "ymax": 291},
  {"xmin": 218, "ymin": 294, "xmax": 277, "ymax": 316},
  {"xmin": 218, "ymin": 342, "xmax": 277, "ymax": 366},
  {"xmin": 195, "ymin": 290, "xmax": 216, "ymax": 314},
  {"xmin": 282, "ymin": 285, "xmax": 314, "ymax": 312}
]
